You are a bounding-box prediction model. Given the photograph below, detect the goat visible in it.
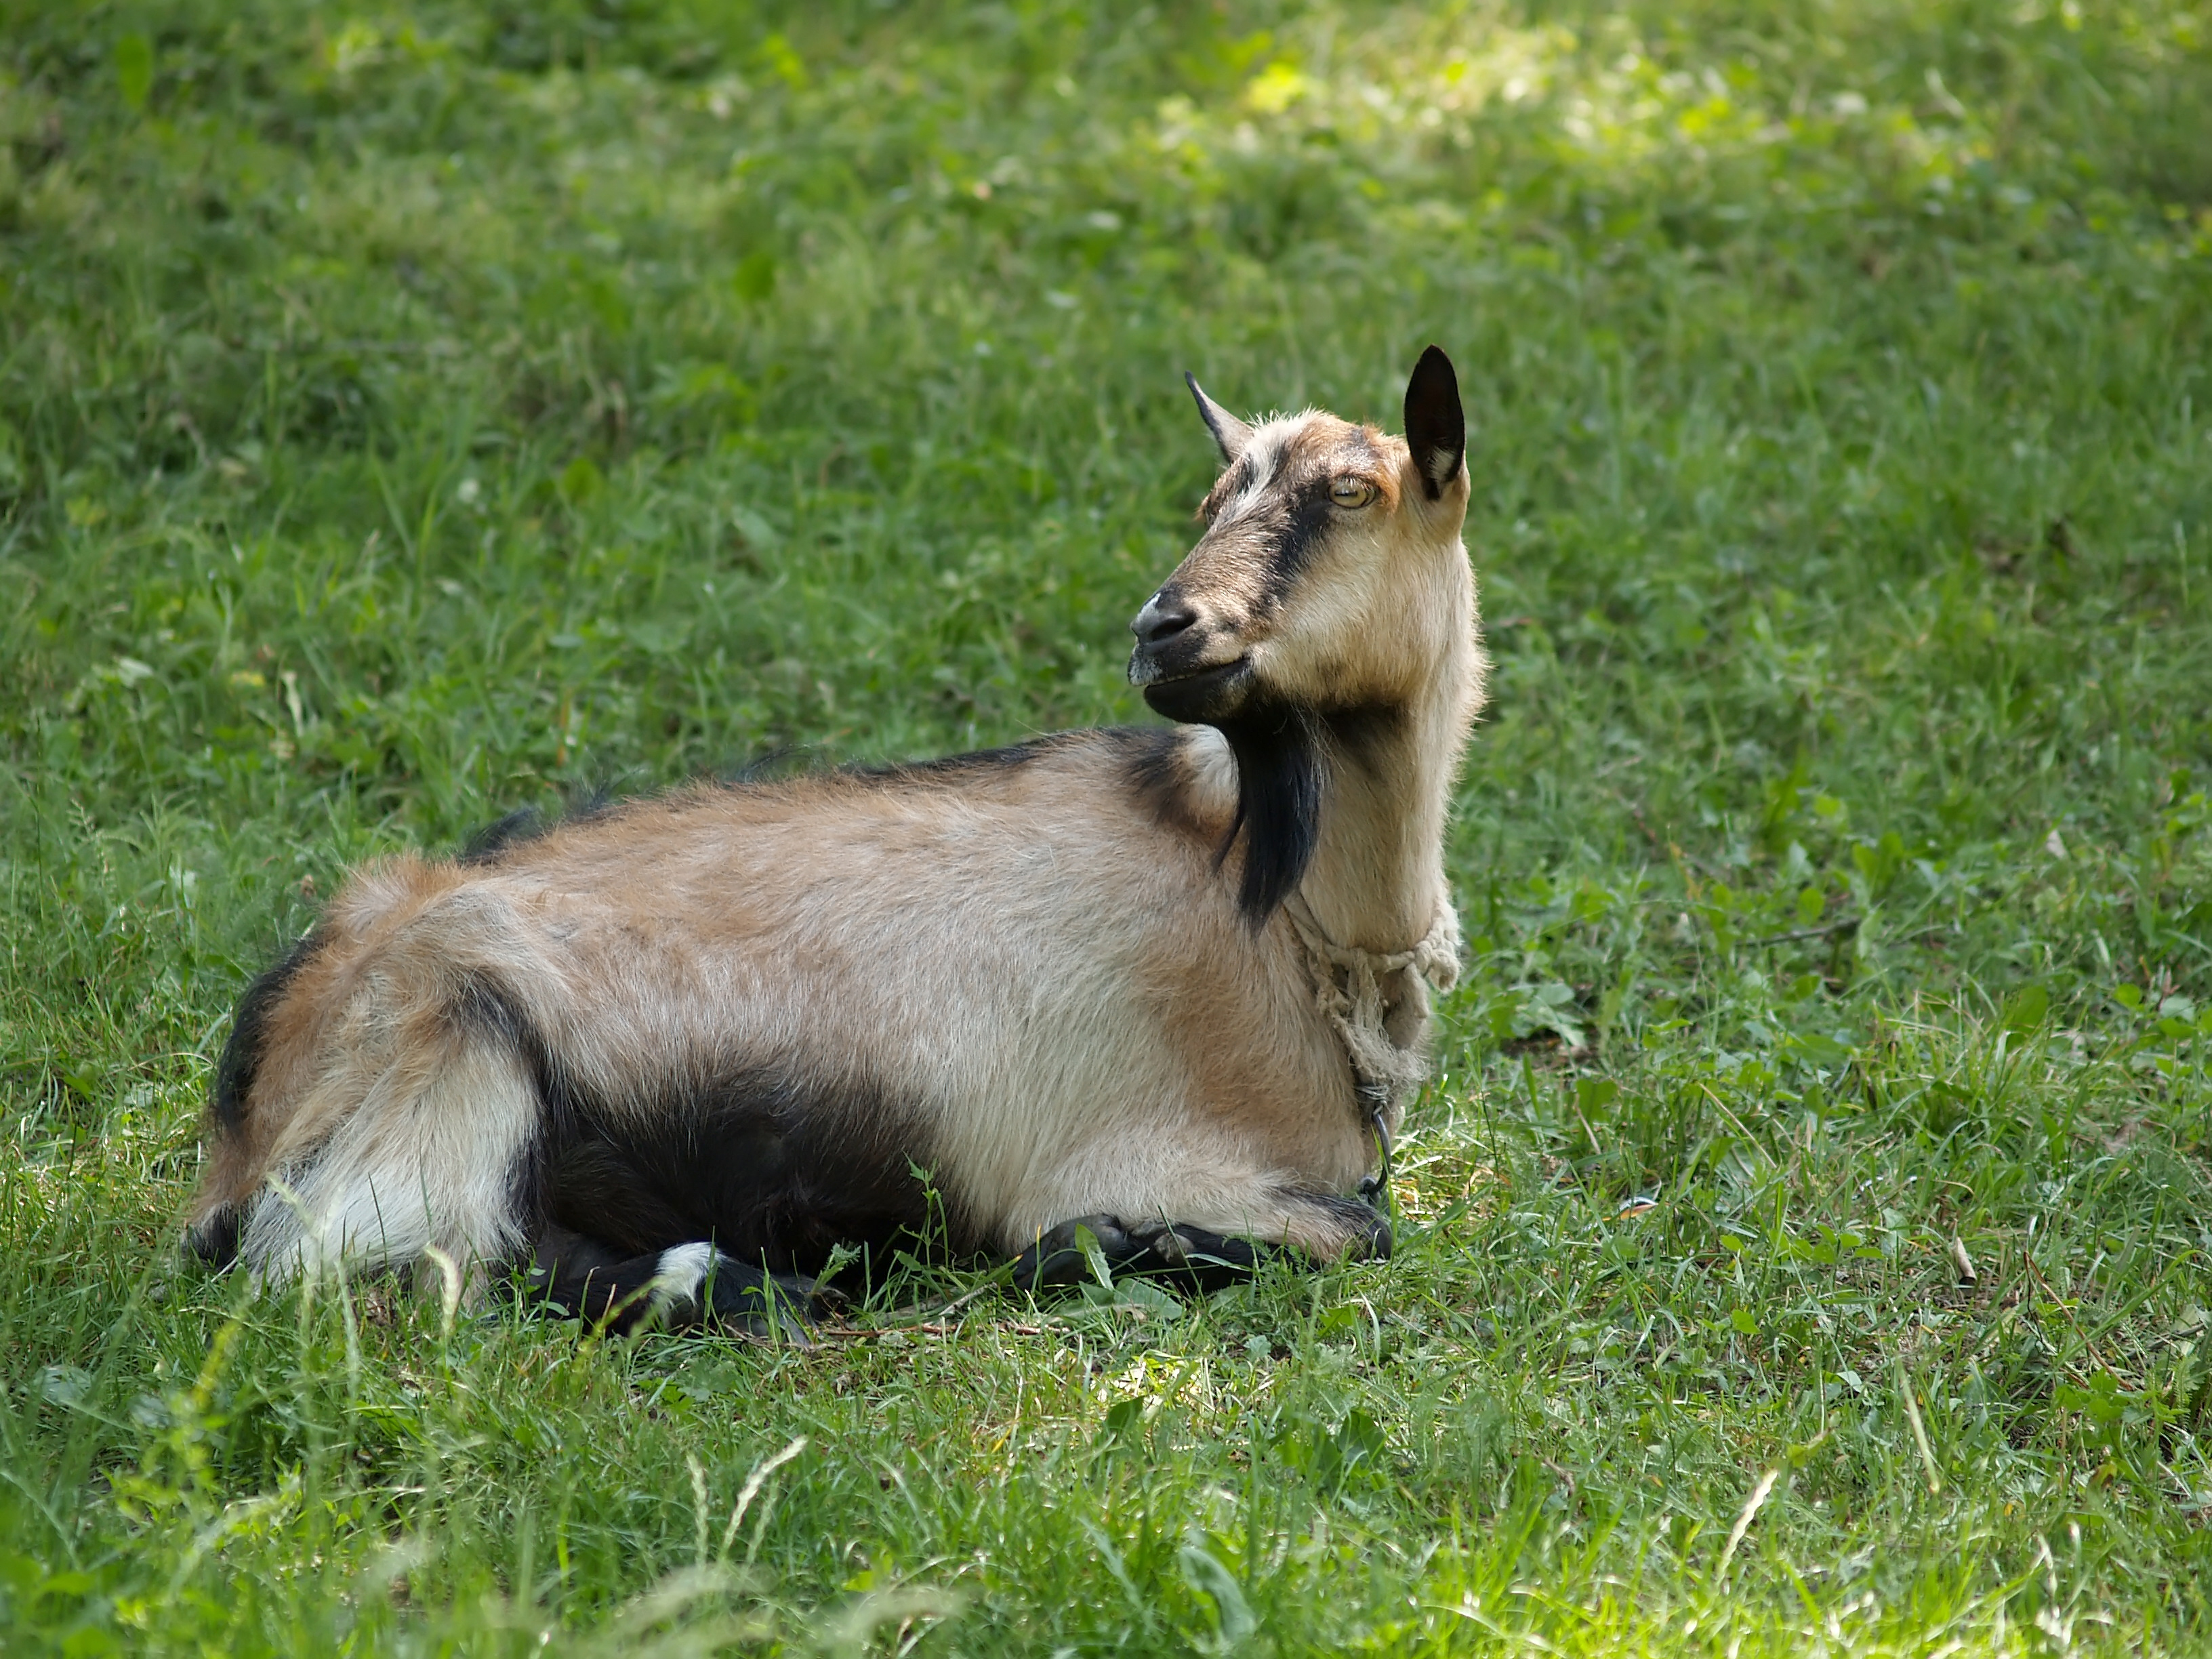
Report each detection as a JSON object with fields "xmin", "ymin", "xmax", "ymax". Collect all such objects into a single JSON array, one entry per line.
[{"xmin": 186, "ymin": 347, "xmax": 1486, "ymax": 1332}]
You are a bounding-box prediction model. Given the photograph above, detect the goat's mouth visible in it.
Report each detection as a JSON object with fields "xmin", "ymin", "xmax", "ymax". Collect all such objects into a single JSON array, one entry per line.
[{"xmin": 1137, "ymin": 655, "xmax": 1252, "ymax": 722}]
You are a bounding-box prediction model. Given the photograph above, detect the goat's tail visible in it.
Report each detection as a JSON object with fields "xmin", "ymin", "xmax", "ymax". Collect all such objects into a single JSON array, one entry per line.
[{"xmin": 186, "ymin": 855, "xmax": 514, "ymax": 1278}]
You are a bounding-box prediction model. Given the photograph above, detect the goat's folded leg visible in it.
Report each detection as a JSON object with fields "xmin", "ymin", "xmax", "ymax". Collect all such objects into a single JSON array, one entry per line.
[
  {"xmin": 523, "ymin": 1224, "xmax": 820, "ymax": 1338},
  {"xmin": 1010, "ymin": 1214, "xmax": 1263, "ymax": 1292},
  {"xmin": 1012, "ymin": 1193, "xmax": 1389, "ymax": 1294}
]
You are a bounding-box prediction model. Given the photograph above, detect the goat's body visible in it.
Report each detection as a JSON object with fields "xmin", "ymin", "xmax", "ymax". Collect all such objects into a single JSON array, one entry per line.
[
  {"xmin": 192, "ymin": 349, "xmax": 1486, "ymax": 1322},
  {"xmin": 194, "ymin": 726, "xmax": 1379, "ymax": 1288}
]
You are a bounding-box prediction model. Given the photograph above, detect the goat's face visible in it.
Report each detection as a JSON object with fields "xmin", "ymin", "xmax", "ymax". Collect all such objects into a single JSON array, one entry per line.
[{"xmin": 1130, "ymin": 348, "xmax": 1469, "ymax": 726}]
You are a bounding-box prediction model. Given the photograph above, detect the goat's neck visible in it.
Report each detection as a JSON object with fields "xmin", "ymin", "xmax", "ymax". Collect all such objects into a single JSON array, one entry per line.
[{"xmin": 1296, "ymin": 615, "xmax": 1477, "ymax": 955}]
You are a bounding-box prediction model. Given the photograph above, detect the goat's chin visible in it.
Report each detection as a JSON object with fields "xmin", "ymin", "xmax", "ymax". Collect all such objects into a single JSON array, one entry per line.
[{"xmin": 1140, "ymin": 658, "xmax": 1252, "ymax": 724}]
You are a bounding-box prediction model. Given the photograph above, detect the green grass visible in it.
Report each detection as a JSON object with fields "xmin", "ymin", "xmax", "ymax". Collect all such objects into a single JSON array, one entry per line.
[{"xmin": 5, "ymin": 0, "xmax": 2212, "ymax": 1651}]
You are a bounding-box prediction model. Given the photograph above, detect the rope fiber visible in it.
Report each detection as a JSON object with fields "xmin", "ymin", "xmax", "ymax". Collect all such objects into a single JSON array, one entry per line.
[{"xmin": 1282, "ymin": 890, "xmax": 1461, "ymax": 1206}]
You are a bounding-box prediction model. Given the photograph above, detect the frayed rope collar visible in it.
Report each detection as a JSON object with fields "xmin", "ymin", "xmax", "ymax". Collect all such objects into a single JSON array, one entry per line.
[{"xmin": 1282, "ymin": 890, "xmax": 1461, "ymax": 1212}]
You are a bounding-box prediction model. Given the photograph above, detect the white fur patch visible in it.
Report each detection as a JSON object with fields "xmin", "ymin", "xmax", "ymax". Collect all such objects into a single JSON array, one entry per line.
[
  {"xmin": 1218, "ymin": 423, "xmax": 1290, "ymax": 523},
  {"xmin": 1183, "ymin": 725, "xmax": 1239, "ymax": 819},
  {"xmin": 241, "ymin": 1035, "xmax": 537, "ymax": 1286},
  {"xmin": 654, "ymin": 1242, "xmax": 716, "ymax": 1303}
]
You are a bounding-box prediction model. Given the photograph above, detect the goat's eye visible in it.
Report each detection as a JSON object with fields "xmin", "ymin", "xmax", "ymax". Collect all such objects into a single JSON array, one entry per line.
[{"xmin": 1330, "ymin": 477, "xmax": 1378, "ymax": 508}]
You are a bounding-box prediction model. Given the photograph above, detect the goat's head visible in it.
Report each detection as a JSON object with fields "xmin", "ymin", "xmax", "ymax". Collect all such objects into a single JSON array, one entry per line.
[
  {"xmin": 1129, "ymin": 348, "xmax": 1475, "ymax": 922},
  {"xmin": 1130, "ymin": 346, "xmax": 1469, "ymax": 729}
]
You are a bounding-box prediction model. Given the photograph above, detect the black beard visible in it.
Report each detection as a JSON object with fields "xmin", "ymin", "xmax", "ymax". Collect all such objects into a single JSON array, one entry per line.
[{"xmin": 1213, "ymin": 702, "xmax": 1323, "ymax": 926}]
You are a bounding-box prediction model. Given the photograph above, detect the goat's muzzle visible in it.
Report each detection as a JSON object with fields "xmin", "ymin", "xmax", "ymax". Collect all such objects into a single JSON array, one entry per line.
[{"xmin": 1129, "ymin": 590, "xmax": 1252, "ymax": 722}]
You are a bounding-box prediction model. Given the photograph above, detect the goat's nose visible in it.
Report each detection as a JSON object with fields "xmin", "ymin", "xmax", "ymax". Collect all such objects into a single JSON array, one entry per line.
[{"xmin": 1132, "ymin": 593, "xmax": 1197, "ymax": 645}]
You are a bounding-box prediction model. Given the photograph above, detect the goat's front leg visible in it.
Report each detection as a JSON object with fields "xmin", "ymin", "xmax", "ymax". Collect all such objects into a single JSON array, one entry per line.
[{"xmin": 1010, "ymin": 1190, "xmax": 1390, "ymax": 1294}]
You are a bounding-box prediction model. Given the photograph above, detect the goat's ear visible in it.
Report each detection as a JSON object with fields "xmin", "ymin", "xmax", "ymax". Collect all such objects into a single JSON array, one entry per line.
[
  {"xmin": 1403, "ymin": 345, "xmax": 1465, "ymax": 501},
  {"xmin": 1185, "ymin": 373, "xmax": 1253, "ymax": 466}
]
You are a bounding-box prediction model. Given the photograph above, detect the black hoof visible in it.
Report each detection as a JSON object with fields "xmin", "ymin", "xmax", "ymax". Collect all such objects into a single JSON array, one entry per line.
[
  {"xmin": 701, "ymin": 1261, "xmax": 822, "ymax": 1340},
  {"xmin": 1343, "ymin": 1200, "xmax": 1393, "ymax": 1261}
]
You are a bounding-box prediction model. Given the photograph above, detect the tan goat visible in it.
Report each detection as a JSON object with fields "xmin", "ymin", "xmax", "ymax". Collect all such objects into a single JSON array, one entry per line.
[{"xmin": 187, "ymin": 347, "xmax": 1486, "ymax": 1330}]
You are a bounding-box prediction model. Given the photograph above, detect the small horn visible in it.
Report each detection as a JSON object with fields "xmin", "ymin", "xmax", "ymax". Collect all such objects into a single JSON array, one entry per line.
[{"xmin": 1185, "ymin": 373, "xmax": 1254, "ymax": 465}]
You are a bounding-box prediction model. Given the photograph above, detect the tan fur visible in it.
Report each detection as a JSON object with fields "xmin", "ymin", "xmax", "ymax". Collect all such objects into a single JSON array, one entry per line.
[{"xmin": 192, "ymin": 364, "xmax": 1485, "ymax": 1292}]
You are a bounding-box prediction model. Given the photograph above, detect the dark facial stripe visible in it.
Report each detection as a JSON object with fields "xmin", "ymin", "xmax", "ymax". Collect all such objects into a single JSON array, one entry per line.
[
  {"xmin": 1199, "ymin": 429, "xmax": 1373, "ymax": 612},
  {"xmin": 1249, "ymin": 476, "xmax": 1340, "ymax": 611}
]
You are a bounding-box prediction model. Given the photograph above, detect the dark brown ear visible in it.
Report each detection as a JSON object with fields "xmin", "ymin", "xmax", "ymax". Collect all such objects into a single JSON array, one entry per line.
[
  {"xmin": 1185, "ymin": 373, "xmax": 1254, "ymax": 465},
  {"xmin": 1403, "ymin": 346, "xmax": 1464, "ymax": 501}
]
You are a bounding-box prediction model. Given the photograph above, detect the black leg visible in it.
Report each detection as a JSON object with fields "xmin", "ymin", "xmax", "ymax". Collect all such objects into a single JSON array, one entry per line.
[
  {"xmin": 1011, "ymin": 1196, "xmax": 1391, "ymax": 1295},
  {"xmin": 1122, "ymin": 1220, "xmax": 1271, "ymax": 1292},
  {"xmin": 525, "ymin": 1224, "xmax": 818, "ymax": 1338},
  {"xmin": 1012, "ymin": 1213, "xmax": 1132, "ymax": 1290},
  {"xmin": 1010, "ymin": 1214, "xmax": 1275, "ymax": 1294}
]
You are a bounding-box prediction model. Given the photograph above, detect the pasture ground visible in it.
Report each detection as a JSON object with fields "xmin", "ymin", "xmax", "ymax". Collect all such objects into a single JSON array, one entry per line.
[{"xmin": 4, "ymin": 2, "xmax": 2211, "ymax": 1652}]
